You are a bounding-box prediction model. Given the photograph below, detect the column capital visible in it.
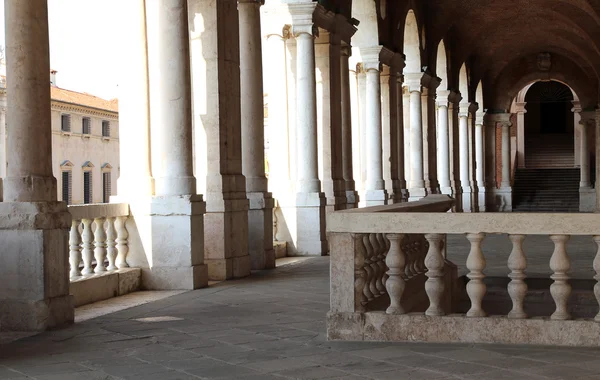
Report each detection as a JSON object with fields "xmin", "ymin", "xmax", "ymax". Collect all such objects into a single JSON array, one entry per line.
[
  {"xmin": 340, "ymin": 43, "xmax": 352, "ymax": 57},
  {"xmin": 514, "ymin": 101, "xmax": 527, "ymax": 113},
  {"xmin": 313, "ymin": 3, "xmax": 336, "ymax": 32},
  {"xmin": 436, "ymin": 90, "xmax": 451, "ymax": 107},
  {"xmin": 403, "ymin": 72, "xmax": 435, "ymax": 92},
  {"xmin": 288, "ymin": 2, "xmax": 317, "ymax": 37},
  {"xmin": 335, "ymin": 14, "xmax": 357, "ymax": 45},
  {"xmin": 458, "ymin": 102, "xmax": 471, "ymax": 118},
  {"xmin": 448, "ymin": 90, "xmax": 462, "ymax": 105},
  {"xmin": 359, "ymin": 45, "xmax": 394, "ymax": 72},
  {"xmin": 475, "ymin": 111, "xmax": 485, "ymax": 126},
  {"xmin": 484, "ymin": 112, "xmax": 512, "ymax": 128}
]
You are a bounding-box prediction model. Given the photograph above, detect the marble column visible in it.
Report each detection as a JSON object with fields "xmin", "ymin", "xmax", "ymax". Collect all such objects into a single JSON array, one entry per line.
[
  {"xmin": 475, "ymin": 113, "xmax": 486, "ymax": 211},
  {"xmin": 469, "ymin": 104, "xmax": 479, "ymax": 211},
  {"xmin": 0, "ymin": 106, "xmax": 6, "ymax": 200},
  {"xmin": 580, "ymin": 111, "xmax": 597, "ymax": 212},
  {"xmin": 424, "ymin": 77, "xmax": 440, "ymax": 194},
  {"xmin": 239, "ymin": 0, "xmax": 274, "ymax": 270},
  {"xmin": 381, "ymin": 66, "xmax": 394, "ymax": 201},
  {"xmin": 291, "ymin": 12, "xmax": 327, "ymax": 255},
  {"xmin": 364, "ymin": 60, "xmax": 387, "ymax": 205},
  {"xmin": 340, "ymin": 44, "xmax": 359, "ymax": 208},
  {"xmin": 395, "ymin": 74, "xmax": 408, "ymax": 202},
  {"xmin": 449, "ymin": 92, "xmax": 463, "ymax": 211},
  {"xmin": 484, "ymin": 113, "xmax": 498, "ymax": 211},
  {"xmin": 146, "ymin": 0, "xmax": 207, "ymax": 289},
  {"xmin": 459, "ymin": 103, "xmax": 474, "ymax": 212},
  {"xmin": 402, "ymin": 86, "xmax": 411, "ymax": 186},
  {"xmin": 405, "ymin": 73, "xmax": 426, "ymax": 200},
  {"xmin": 515, "ymin": 102, "xmax": 527, "ymax": 168},
  {"xmin": 436, "ymin": 91, "xmax": 451, "ymax": 195},
  {"xmin": 496, "ymin": 115, "xmax": 513, "ymax": 211},
  {"xmin": 388, "ymin": 59, "xmax": 404, "ymax": 203},
  {"xmin": 188, "ymin": 0, "xmax": 250, "ymax": 278},
  {"xmin": 0, "ymin": 0, "xmax": 73, "ymax": 331}
]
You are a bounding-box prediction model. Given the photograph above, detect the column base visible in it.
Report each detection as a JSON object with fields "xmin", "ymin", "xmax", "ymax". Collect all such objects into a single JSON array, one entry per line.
[
  {"xmin": 205, "ymin": 196, "xmax": 250, "ymax": 281},
  {"xmin": 0, "ymin": 202, "xmax": 74, "ymax": 331},
  {"xmin": 440, "ymin": 186, "xmax": 453, "ymax": 196},
  {"xmin": 477, "ymin": 186, "xmax": 487, "ymax": 212},
  {"xmin": 345, "ymin": 190, "xmax": 359, "ymax": 209},
  {"xmin": 461, "ymin": 186, "xmax": 476, "ymax": 213},
  {"xmin": 365, "ymin": 189, "xmax": 388, "ymax": 206},
  {"xmin": 148, "ymin": 195, "xmax": 208, "ymax": 289},
  {"xmin": 247, "ymin": 192, "xmax": 275, "ymax": 270},
  {"xmin": 451, "ymin": 184, "xmax": 463, "ymax": 212},
  {"xmin": 580, "ymin": 187, "xmax": 596, "ymax": 212},
  {"xmin": 495, "ymin": 187, "xmax": 513, "ymax": 212},
  {"xmin": 294, "ymin": 192, "xmax": 327, "ymax": 256},
  {"xmin": 408, "ymin": 187, "xmax": 427, "ymax": 202}
]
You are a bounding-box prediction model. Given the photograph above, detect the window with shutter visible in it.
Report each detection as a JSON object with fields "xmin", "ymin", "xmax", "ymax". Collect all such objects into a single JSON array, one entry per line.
[
  {"xmin": 62, "ymin": 171, "xmax": 72, "ymax": 205},
  {"xmin": 83, "ymin": 171, "xmax": 92, "ymax": 204},
  {"xmin": 82, "ymin": 117, "xmax": 91, "ymax": 135},
  {"xmin": 102, "ymin": 121, "xmax": 110, "ymax": 137},
  {"xmin": 103, "ymin": 172, "xmax": 111, "ymax": 203},
  {"xmin": 61, "ymin": 114, "xmax": 71, "ymax": 132}
]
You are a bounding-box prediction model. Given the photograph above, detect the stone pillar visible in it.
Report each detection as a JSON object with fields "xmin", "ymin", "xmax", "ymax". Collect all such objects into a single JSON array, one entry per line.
[
  {"xmin": 515, "ymin": 102, "xmax": 527, "ymax": 168},
  {"xmin": 239, "ymin": 0, "xmax": 274, "ymax": 270},
  {"xmin": 459, "ymin": 103, "xmax": 474, "ymax": 212},
  {"xmin": 475, "ymin": 112, "xmax": 486, "ymax": 211},
  {"xmin": 0, "ymin": 0, "xmax": 73, "ymax": 331},
  {"xmin": 146, "ymin": 0, "xmax": 208, "ymax": 289},
  {"xmin": 381, "ymin": 66, "xmax": 394, "ymax": 201},
  {"xmin": 291, "ymin": 7, "xmax": 327, "ymax": 255},
  {"xmin": 387, "ymin": 57, "xmax": 404, "ymax": 203},
  {"xmin": 188, "ymin": 0, "xmax": 251, "ymax": 278},
  {"xmin": 484, "ymin": 113, "xmax": 498, "ymax": 211},
  {"xmin": 424, "ymin": 76, "xmax": 440, "ymax": 194},
  {"xmin": 0, "ymin": 106, "xmax": 5, "ymax": 199},
  {"xmin": 340, "ymin": 43, "xmax": 359, "ymax": 208},
  {"xmin": 364, "ymin": 62, "xmax": 387, "ymax": 205},
  {"xmin": 449, "ymin": 92, "xmax": 463, "ymax": 211},
  {"xmin": 580, "ymin": 111, "xmax": 596, "ymax": 212},
  {"xmin": 402, "ymin": 85, "xmax": 411, "ymax": 185},
  {"xmin": 496, "ymin": 114, "xmax": 513, "ymax": 211},
  {"xmin": 395, "ymin": 74, "xmax": 408, "ymax": 202},
  {"xmin": 405, "ymin": 73, "xmax": 426, "ymax": 200},
  {"xmin": 436, "ymin": 91, "xmax": 451, "ymax": 195},
  {"xmin": 315, "ymin": 24, "xmax": 346, "ymax": 213}
]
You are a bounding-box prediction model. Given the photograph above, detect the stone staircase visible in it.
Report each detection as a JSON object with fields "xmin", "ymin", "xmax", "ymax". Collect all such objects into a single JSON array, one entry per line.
[
  {"xmin": 513, "ymin": 133, "xmax": 578, "ymax": 212},
  {"xmin": 525, "ymin": 133, "xmax": 574, "ymax": 168},
  {"xmin": 513, "ymin": 168, "xmax": 580, "ymax": 212}
]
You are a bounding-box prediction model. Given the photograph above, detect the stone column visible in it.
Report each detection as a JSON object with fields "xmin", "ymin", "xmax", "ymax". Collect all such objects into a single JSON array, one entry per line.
[
  {"xmin": 449, "ymin": 92, "xmax": 463, "ymax": 211},
  {"xmin": 402, "ymin": 85, "xmax": 411, "ymax": 185},
  {"xmin": 146, "ymin": 0, "xmax": 207, "ymax": 289},
  {"xmin": 436, "ymin": 91, "xmax": 451, "ymax": 195},
  {"xmin": 475, "ymin": 112, "xmax": 486, "ymax": 211},
  {"xmin": 291, "ymin": 6, "xmax": 327, "ymax": 255},
  {"xmin": 424, "ymin": 76, "xmax": 440, "ymax": 194},
  {"xmin": 239, "ymin": 0, "xmax": 274, "ymax": 270},
  {"xmin": 388, "ymin": 58, "xmax": 404, "ymax": 203},
  {"xmin": 0, "ymin": 106, "xmax": 6, "ymax": 199},
  {"xmin": 0, "ymin": 0, "xmax": 73, "ymax": 331},
  {"xmin": 459, "ymin": 103, "xmax": 474, "ymax": 212},
  {"xmin": 340, "ymin": 43, "xmax": 359, "ymax": 208},
  {"xmin": 315, "ymin": 24, "xmax": 346, "ymax": 213},
  {"xmin": 484, "ymin": 114, "xmax": 497, "ymax": 211},
  {"xmin": 501, "ymin": 123, "xmax": 511, "ymax": 189},
  {"xmin": 580, "ymin": 111, "xmax": 596, "ymax": 212},
  {"xmin": 405, "ymin": 73, "xmax": 426, "ymax": 200},
  {"xmin": 364, "ymin": 59, "xmax": 387, "ymax": 206},
  {"xmin": 515, "ymin": 102, "xmax": 527, "ymax": 168},
  {"xmin": 469, "ymin": 103, "xmax": 479, "ymax": 212},
  {"xmin": 493, "ymin": 114, "xmax": 513, "ymax": 212},
  {"xmin": 396, "ymin": 74, "xmax": 408, "ymax": 202},
  {"xmin": 380, "ymin": 66, "xmax": 394, "ymax": 201},
  {"xmin": 188, "ymin": 0, "xmax": 250, "ymax": 278}
]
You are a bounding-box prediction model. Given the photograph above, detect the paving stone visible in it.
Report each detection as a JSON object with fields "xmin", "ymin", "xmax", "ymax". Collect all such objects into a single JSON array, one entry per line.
[
  {"xmin": 369, "ymin": 367, "xmax": 455, "ymax": 380},
  {"xmin": 9, "ymin": 362, "xmax": 89, "ymax": 377},
  {"xmin": 184, "ymin": 363, "xmax": 263, "ymax": 379},
  {"xmin": 35, "ymin": 370, "xmax": 118, "ymax": 380},
  {"xmin": 274, "ymin": 365, "xmax": 348, "ymax": 379},
  {"xmin": 517, "ymin": 364, "xmax": 600, "ymax": 379}
]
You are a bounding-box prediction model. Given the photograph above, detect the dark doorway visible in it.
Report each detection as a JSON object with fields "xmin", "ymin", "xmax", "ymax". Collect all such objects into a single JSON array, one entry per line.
[{"xmin": 525, "ymin": 81, "xmax": 574, "ymax": 135}]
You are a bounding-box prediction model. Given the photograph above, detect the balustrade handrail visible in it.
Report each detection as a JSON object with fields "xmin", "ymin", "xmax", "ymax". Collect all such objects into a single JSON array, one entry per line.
[
  {"xmin": 68, "ymin": 203, "xmax": 129, "ymax": 220},
  {"xmin": 329, "ymin": 208, "xmax": 600, "ymax": 236}
]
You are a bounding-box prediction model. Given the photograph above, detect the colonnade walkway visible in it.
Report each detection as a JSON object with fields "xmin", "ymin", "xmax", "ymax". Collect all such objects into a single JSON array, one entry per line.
[{"xmin": 2, "ymin": 252, "xmax": 600, "ymax": 379}]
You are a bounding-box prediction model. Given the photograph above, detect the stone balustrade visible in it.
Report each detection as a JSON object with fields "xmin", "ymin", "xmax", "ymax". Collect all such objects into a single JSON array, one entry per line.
[
  {"xmin": 67, "ymin": 203, "xmax": 140, "ymax": 307},
  {"xmin": 328, "ymin": 195, "xmax": 600, "ymax": 346}
]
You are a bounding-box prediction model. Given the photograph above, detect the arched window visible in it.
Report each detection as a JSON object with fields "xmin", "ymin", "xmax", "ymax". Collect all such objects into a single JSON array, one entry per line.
[
  {"xmin": 60, "ymin": 160, "xmax": 73, "ymax": 205},
  {"xmin": 101, "ymin": 163, "xmax": 113, "ymax": 203},
  {"xmin": 82, "ymin": 161, "xmax": 94, "ymax": 204}
]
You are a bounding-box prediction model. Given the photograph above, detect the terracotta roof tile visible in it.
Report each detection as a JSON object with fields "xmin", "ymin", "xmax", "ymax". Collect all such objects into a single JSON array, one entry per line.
[{"xmin": 50, "ymin": 87, "xmax": 118, "ymax": 113}]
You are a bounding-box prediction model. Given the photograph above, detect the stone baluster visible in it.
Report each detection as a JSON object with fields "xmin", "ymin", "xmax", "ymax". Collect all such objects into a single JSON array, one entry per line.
[
  {"xmin": 386, "ymin": 233, "xmax": 406, "ymax": 314},
  {"xmin": 371, "ymin": 234, "xmax": 385, "ymax": 295},
  {"xmin": 93, "ymin": 217, "xmax": 107, "ymax": 273},
  {"xmin": 353, "ymin": 234, "xmax": 367, "ymax": 312},
  {"xmin": 550, "ymin": 235, "xmax": 571, "ymax": 320},
  {"xmin": 424, "ymin": 233, "xmax": 445, "ymax": 316},
  {"xmin": 379, "ymin": 234, "xmax": 390, "ymax": 287},
  {"xmin": 466, "ymin": 233, "xmax": 486, "ymax": 317},
  {"xmin": 106, "ymin": 217, "xmax": 117, "ymax": 271},
  {"xmin": 69, "ymin": 219, "xmax": 82, "ymax": 279},
  {"xmin": 81, "ymin": 218, "xmax": 94, "ymax": 276},
  {"xmin": 115, "ymin": 216, "xmax": 129, "ymax": 269},
  {"xmin": 508, "ymin": 234, "xmax": 528, "ymax": 319},
  {"xmin": 365, "ymin": 234, "xmax": 379, "ymax": 298},
  {"xmin": 593, "ymin": 236, "xmax": 600, "ymax": 321},
  {"xmin": 359, "ymin": 234, "xmax": 374, "ymax": 302}
]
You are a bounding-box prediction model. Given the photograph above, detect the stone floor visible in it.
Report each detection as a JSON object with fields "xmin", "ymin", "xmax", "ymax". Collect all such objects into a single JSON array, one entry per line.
[{"xmin": 2, "ymin": 251, "xmax": 600, "ymax": 379}]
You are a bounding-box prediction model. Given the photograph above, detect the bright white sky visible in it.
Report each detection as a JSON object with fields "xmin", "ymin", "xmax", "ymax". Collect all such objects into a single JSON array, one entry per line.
[{"xmin": 0, "ymin": 0, "xmax": 121, "ymax": 100}]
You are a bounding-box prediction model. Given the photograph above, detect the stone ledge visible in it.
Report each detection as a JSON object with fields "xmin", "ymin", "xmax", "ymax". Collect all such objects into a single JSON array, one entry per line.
[
  {"xmin": 0, "ymin": 202, "xmax": 70, "ymax": 230},
  {"xmin": 70, "ymin": 268, "xmax": 141, "ymax": 307},
  {"xmin": 327, "ymin": 311, "xmax": 600, "ymax": 347}
]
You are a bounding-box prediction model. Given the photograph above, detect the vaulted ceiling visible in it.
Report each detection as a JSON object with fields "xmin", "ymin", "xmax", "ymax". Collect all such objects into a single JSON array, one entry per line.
[{"xmin": 372, "ymin": 0, "xmax": 600, "ymax": 110}]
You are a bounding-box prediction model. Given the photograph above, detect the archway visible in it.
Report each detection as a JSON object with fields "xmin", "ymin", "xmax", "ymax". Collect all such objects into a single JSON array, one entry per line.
[{"xmin": 512, "ymin": 80, "xmax": 582, "ymax": 212}]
